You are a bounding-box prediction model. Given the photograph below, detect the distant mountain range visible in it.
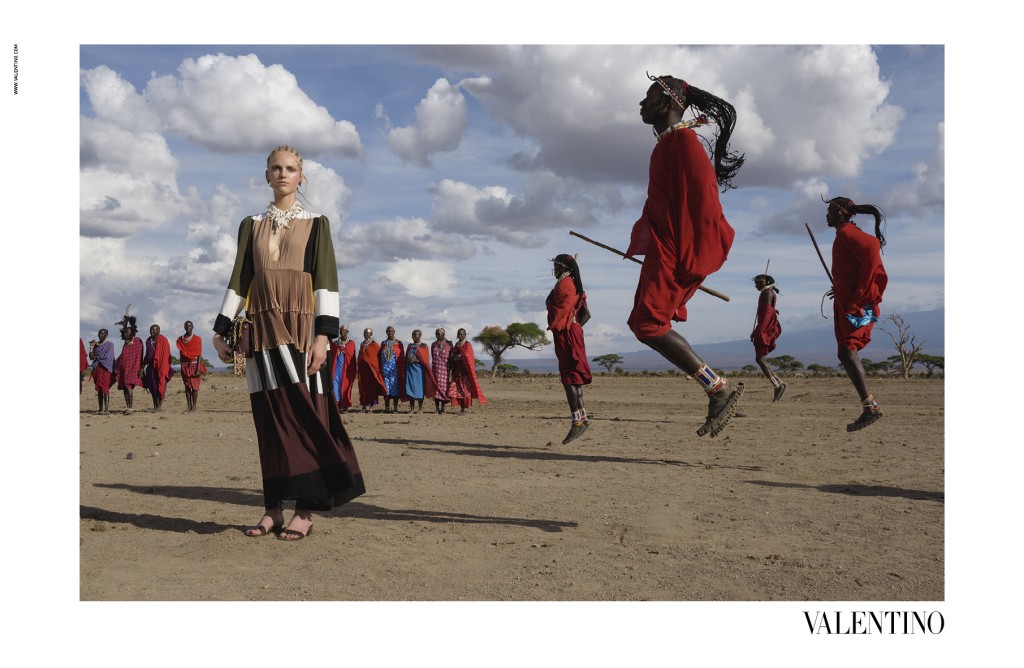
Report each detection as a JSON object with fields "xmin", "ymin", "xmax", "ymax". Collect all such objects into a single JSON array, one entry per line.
[{"xmin": 501, "ymin": 308, "xmax": 944, "ymax": 373}]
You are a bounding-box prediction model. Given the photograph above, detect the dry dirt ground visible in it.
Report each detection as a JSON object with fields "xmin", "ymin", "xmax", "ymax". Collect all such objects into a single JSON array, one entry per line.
[{"xmin": 80, "ymin": 372, "xmax": 943, "ymax": 602}]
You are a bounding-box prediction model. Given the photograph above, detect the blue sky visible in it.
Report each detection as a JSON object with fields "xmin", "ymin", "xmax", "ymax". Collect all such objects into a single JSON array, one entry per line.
[{"xmin": 76, "ymin": 44, "xmax": 943, "ymax": 365}]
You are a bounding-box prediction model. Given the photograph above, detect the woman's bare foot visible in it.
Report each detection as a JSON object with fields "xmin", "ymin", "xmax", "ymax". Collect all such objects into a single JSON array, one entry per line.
[
  {"xmin": 244, "ymin": 509, "xmax": 284, "ymax": 537},
  {"xmin": 277, "ymin": 511, "xmax": 314, "ymax": 541}
]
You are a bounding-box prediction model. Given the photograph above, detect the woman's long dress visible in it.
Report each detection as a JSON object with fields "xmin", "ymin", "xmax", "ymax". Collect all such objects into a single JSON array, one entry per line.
[{"xmin": 215, "ymin": 213, "xmax": 365, "ymax": 510}]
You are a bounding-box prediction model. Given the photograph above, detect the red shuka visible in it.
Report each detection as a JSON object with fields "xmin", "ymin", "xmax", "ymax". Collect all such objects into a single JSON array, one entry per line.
[
  {"xmin": 147, "ymin": 335, "xmax": 173, "ymax": 398},
  {"xmin": 357, "ymin": 341, "xmax": 385, "ymax": 406},
  {"xmin": 751, "ymin": 290, "xmax": 782, "ymax": 357},
  {"xmin": 329, "ymin": 339, "xmax": 358, "ymax": 409},
  {"xmin": 831, "ymin": 222, "xmax": 888, "ymax": 351},
  {"xmin": 546, "ymin": 276, "xmax": 579, "ymax": 332},
  {"xmin": 176, "ymin": 334, "xmax": 203, "ymax": 391},
  {"xmin": 449, "ymin": 341, "xmax": 488, "ymax": 408},
  {"xmin": 625, "ymin": 128, "xmax": 734, "ymax": 339}
]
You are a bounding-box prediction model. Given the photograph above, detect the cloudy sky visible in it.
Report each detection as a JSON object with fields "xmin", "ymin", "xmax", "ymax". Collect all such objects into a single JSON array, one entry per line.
[{"xmin": 77, "ymin": 44, "xmax": 943, "ymax": 365}]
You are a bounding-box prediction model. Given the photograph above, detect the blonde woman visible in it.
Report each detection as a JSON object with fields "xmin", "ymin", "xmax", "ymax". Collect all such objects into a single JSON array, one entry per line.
[{"xmin": 213, "ymin": 146, "xmax": 365, "ymax": 541}]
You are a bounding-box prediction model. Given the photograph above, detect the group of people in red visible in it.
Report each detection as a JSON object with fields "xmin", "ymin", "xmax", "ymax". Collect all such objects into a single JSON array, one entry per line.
[
  {"xmin": 327, "ymin": 325, "xmax": 487, "ymax": 415},
  {"xmin": 82, "ymin": 311, "xmax": 206, "ymax": 415},
  {"xmin": 546, "ymin": 72, "xmax": 889, "ymax": 445}
]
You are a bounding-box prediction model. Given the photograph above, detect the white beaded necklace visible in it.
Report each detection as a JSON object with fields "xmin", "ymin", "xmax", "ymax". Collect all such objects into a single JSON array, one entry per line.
[
  {"xmin": 265, "ymin": 200, "xmax": 304, "ymax": 234},
  {"xmin": 655, "ymin": 117, "xmax": 707, "ymax": 141}
]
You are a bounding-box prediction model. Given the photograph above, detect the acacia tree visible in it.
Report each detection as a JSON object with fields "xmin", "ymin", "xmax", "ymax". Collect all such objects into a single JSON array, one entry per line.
[
  {"xmin": 592, "ymin": 353, "xmax": 624, "ymax": 374},
  {"xmin": 861, "ymin": 358, "xmax": 893, "ymax": 376},
  {"xmin": 806, "ymin": 363, "xmax": 834, "ymax": 377},
  {"xmin": 767, "ymin": 354, "xmax": 804, "ymax": 376},
  {"xmin": 917, "ymin": 354, "xmax": 945, "ymax": 377},
  {"xmin": 879, "ymin": 313, "xmax": 925, "ymax": 379},
  {"xmin": 473, "ymin": 323, "xmax": 550, "ymax": 377}
]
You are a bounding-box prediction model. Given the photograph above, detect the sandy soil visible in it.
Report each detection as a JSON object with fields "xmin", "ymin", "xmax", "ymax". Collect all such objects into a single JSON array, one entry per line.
[{"xmin": 79, "ymin": 372, "xmax": 943, "ymax": 601}]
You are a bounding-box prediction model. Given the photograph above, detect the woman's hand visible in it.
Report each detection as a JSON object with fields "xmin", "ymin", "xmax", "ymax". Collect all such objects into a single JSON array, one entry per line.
[
  {"xmin": 213, "ymin": 334, "xmax": 234, "ymax": 364},
  {"xmin": 307, "ymin": 334, "xmax": 328, "ymax": 375}
]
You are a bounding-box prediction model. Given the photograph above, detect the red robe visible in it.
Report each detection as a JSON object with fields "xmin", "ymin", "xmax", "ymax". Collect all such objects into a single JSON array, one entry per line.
[
  {"xmin": 751, "ymin": 290, "xmax": 782, "ymax": 357},
  {"xmin": 546, "ymin": 276, "xmax": 578, "ymax": 332},
  {"xmin": 176, "ymin": 334, "xmax": 203, "ymax": 391},
  {"xmin": 329, "ymin": 339, "xmax": 357, "ymax": 409},
  {"xmin": 547, "ymin": 276, "xmax": 592, "ymax": 385},
  {"xmin": 357, "ymin": 340, "xmax": 386, "ymax": 407},
  {"xmin": 144, "ymin": 335, "xmax": 173, "ymax": 399},
  {"xmin": 625, "ymin": 127, "xmax": 734, "ymax": 339},
  {"xmin": 449, "ymin": 341, "xmax": 488, "ymax": 408},
  {"xmin": 831, "ymin": 222, "xmax": 887, "ymax": 351},
  {"xmin": 80, "ymin": 339, "xmax": 88, "ymax": 372}
]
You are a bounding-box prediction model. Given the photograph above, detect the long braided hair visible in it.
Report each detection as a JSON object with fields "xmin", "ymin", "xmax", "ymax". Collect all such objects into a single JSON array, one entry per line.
[
  {"xmin": 823, "ymin": 195, "xmax": 887, "ymax": 249},
  {"xmin": 551, "ymin": 253, "xmax": 584, "ymax": 296},
  {"xmin": 649, "ymin": 73, "xmax": 745, "ymax": 191},
  {"xmin": 753, "ymin": 274, "xmax": 780, "ymax": 294}
]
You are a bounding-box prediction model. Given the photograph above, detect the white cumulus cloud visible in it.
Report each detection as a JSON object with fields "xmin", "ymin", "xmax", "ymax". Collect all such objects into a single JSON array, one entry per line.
[
  {"xmin": 82, "ymin": 55, "xmax": 363, "ymax": 158},
  {"xmin": 387, "ymin": 78, "xmax": 469, "ymax": 166}
]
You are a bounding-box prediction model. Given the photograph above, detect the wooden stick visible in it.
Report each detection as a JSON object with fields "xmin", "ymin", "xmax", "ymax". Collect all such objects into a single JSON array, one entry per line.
[
  {"xmin": 569, "ymin": 230, "xmax": 731, "ymax": 302},
  {"xmin": 764, "ymin": 258, "xmax": 770, "ymax": 276},
  {"xmin": 804, "ymin": 223, "xmax": 833, "ymax": 284}
]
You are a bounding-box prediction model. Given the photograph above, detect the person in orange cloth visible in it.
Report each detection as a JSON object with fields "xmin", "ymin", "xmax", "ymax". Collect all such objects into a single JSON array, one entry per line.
[
  {"xmin": 625, "ymin": 72, "xmax": 745, "ymax": 438},
  {"xmin": 750, "ymin": 274, "xmax": 785, "ymax": 401},
  {"xmin": 824, "ymin": 195, "xmax": 889, "ymax": 432},
  {"xmin": 143, "ymin": 323, "xmax": 174, "ymax": 412},
  {"xmin": 546, "ymin": 254, "xmax": 593, "ymax": 444},
  {"xmin": 448, "ymin": 328, "xmax": 487, "ymax": 413},
  {"xmin": 357, "ymin": 327, "xmax": 386, "ymax": 413},
  {"xmin": 328, "ymin": 324, "xmax": 357, "ymax": 411},
  {"xmin": 176, "ymin": 320, "xmax": 204, "ymax": 413}
]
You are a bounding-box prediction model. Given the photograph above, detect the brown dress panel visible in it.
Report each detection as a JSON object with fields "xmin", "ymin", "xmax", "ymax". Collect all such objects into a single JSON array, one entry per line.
[{"xmin": 249, "ymin": 217, "xmax": 314, "ymax": 353}]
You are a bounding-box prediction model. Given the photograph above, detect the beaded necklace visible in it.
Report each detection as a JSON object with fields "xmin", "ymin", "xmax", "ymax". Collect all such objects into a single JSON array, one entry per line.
[
  {"xmin": 655, "ymin": 116, "xmax": 708, "ymax": 141},
  {"xmin": 265, "ymin": 200, "xmax": 304, "ymax": 234}
]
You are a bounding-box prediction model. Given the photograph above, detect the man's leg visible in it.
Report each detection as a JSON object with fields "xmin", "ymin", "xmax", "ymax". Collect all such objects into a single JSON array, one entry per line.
[
  {"xmin": 838, "ymin": 346, "xmax": 881, "ymax": 431},
  {"xmin": 756, "ymin": 354, "xmax": 785, "ymax": 401},
  {"xmin": 641, "ymin": 330, "xmax": 743, "ymax": 438},
  {"xmin": 561, "ymin": 384, "xmax": 589, "ymax": 444}
]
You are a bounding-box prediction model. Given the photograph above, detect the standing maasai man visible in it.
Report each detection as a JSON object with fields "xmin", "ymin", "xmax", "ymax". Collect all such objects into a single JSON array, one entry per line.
[
  {"xmin": 430, "ymin": 328, "xmax": 453, "ymax": 414},
  {"xmin": 379, "ymin": 326, "xmax": 405, "ymax": 414},
  {"xmin": 448, "ymin": 328, "xmax": 487, "ymax": 414},
  {"xmin": 115, "ymin": 316, "xmax": 144, "ymax": 413},
  {"xmin": 750, "ymin": 274, "xmax": 785, "ymax": 401},
  {"xmin": 143, "ymin": 323, "xmax": 173, "ymax": 412},
  {"xmin": 89, "ymin": 329, "xmax": 115, "ymax": 415},
  {"xmin": 404, "ymin": 329, "xmax": 436, "ymax": 414},
  {"xmin": 328, "ymin": 324, "xmax": 357, "ymax": 412},
  {"xmin": 357, "ymin": 328, "xmax": 385, "ymax": 412},
  {"xmin": 176, "ymin": 320, "xmax": 204, "ymax": 413},
  {"xmin": 824, "ymin": 195, "xmax": 889, "ymax": 431},
  {"xmin": 625, "ymin": 72, "xmax": 745, "ymax": 438}
]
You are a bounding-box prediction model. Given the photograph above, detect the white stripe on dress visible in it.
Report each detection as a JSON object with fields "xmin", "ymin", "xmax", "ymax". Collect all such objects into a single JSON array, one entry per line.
[
  {"xmin": 313, "ymin": 288, "xmax": 340, "ymax": 319},
  {"xmin": 219, "ymin": 289, "xmax": 245, "ymax": 320},
  {"xmin": 245, "ymin": 345, "xmax": 308, "ymax": 394}
]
